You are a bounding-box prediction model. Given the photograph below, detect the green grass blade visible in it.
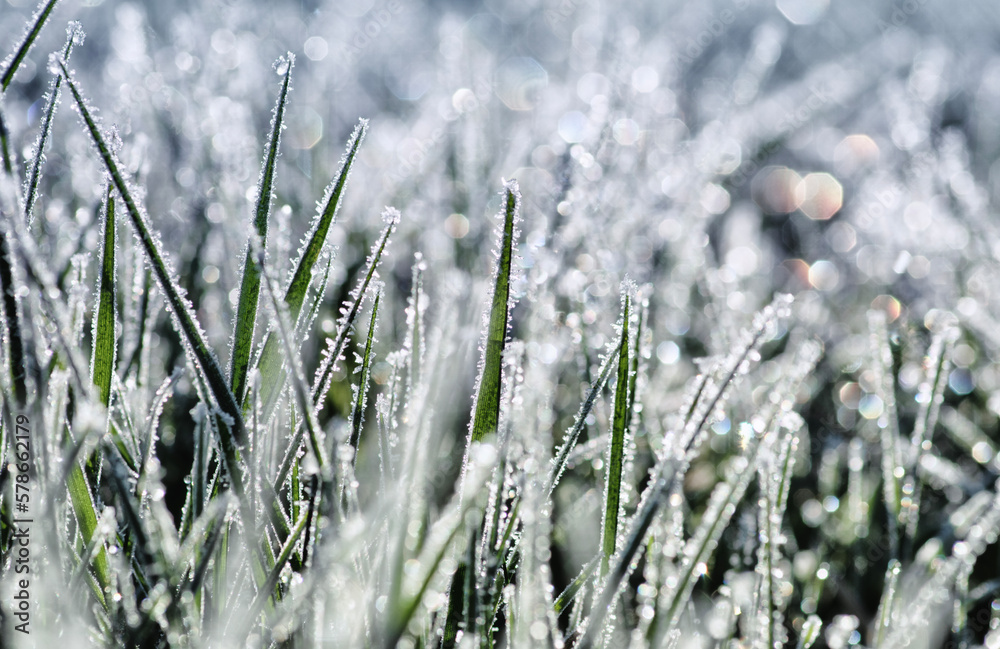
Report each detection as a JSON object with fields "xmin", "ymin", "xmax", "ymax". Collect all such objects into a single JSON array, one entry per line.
[
  {"xmin": 66, "ymin": 451, "xmax": 112, "ymax": 601},
  {"xmin": 23, "ymin": 22, "xmax": 82, "ymax": 225},
  {"xmin": 229, "ymin": 54, "xmax": 293, "ymax": 405},
  {"xmin": 600, "ymin": 290, "xmax": 630, "ymax": 577},
  {"xmin": 554, "ymin": 556, "xmax": 599, "ymax": 615},
  {"xmin": 349, "ymin": 289, "xmax": 381, "ymax": 454},
  {"xmin": 0, "ymin": 0, "xmax": 60, "ymax": 93},
  {"xmin": 0, "ymin": 108, "xmax": 13, "ymax": 175},
  {"xmin": 440, "ymin": 562, "xmax": 468, "ymax": 649},
  {"xmin": 252, "ymin": 119, "xmax": 368, "ymax": 421},
  {"xmin": 57, "ymin": 58, "xmax": 250, "ymax": 495},
  {"xmin": 91, "ymin": 185, "xmax": 116, "ymax": 406},
  {"xmin": 547, "ymin": 334, "xmax": 623, "ymax": 497},
  {"xmin": 470, "ymin": 180, "xmax": 520, "ymax": 443},
  {"xmin": 0, "ymin": 217, "xmax": 28, "ymax": 407}
]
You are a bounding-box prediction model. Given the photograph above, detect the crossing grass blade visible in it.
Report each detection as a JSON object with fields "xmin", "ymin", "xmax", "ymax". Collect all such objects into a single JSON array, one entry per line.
[
  {"xmin": 470, "ymin": 180, "xmax": 520, "ymax": 443},
  {"xmin": 24, "ymin": 22, "xmax": 82, "ymax": 225},
  {"xmin": 229, "ymin": 54, "xmax": 293, "ymax": 405},
  {"xmin": 57, "ymin": 58, "xmax": 251, "ymax": 500},
  {"xmin": 600, "ymin": 290, "xmax": 630, "ymax": 577},
  {"xmin": 547, "ymin": 334, "xmax": 622, "ymax": 496},
  {"xmin": 349, "ymin": 289, "xmax": 381, "ymax": 454},
  {"xmin": 0, "ymin": 0, "xmax": 60, "ymax": 93},
  {"xmin": 251, "ymin": 119, "xmax": 368, "ymax": 421}
]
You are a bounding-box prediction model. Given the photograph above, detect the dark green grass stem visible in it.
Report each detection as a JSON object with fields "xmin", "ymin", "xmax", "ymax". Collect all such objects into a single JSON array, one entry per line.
[
  {"xmin": 601, "ymin": 292, "xmax": 630, "ymax": 577},
  {"xmin": 470, "ymin": 183, "xmax": 519, "ymax": 443},
  {"xmin": 0, "ymin": 0, "xmax": 60, "ymax": 92}
]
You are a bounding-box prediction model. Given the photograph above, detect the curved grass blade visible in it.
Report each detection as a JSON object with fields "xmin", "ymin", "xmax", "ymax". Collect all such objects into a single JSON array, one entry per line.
[
  {"xmin": 229, "ymin": 53, "xmax": 293, "ymax": 405},
  {"xmin": 57, "ymin": 58, "xmax": 250, "ymax": 497},
  {"xmin": 24, "ymin": 22, "xmax": 82, "ymax": 225},
  {"xmin": 251, "ymin": 119, "xmax": 368, "ymax": 421},
  {"xmin": 0, "ymin": 0, "xmax": 60, "ymax": 93},
  {"xmin": 470, "ymin": 180, "xmax": 521, "ymax": 443},
  {"xmin": 600, "ymin": 289, "xmax": 631, "ymax": 577}
]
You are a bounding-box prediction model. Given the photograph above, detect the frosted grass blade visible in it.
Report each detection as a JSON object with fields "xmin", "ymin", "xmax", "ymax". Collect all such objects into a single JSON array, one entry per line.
[
  {"xmin": 23, "ymin": 23, "xmax": 82, "ymax": 225},
  {"xmin": 312, "ymin": 208, "xmax": 399, "ymax": 409},
  {"xmin": 57, "ymin": 59, "xmax": 251, "ymax": 498},
  {"xmin": 469, "ymin": 180, "xmax": 520, "ymax": 443},
  {"xmin": 0, "ymin": 0, "xmax": 60, "ymax": 92},
  {"xmin": 229, "ymin": 54, "xmax": 293, "ymax": 405},
  {"xmin": 252, "ymin": 119, "xmax": 368, "ymax": 421},
  {"xmin": 547, "ymin": 330, "xmax": 623, "ymax": 497},
  {"xmin": 91, "ymin": 185, "xmax": 116, "ymax": 407},
  {"xmin": 600, "ymin": 290, "xmax": 630, "ymax": 577},
  {"xmin": 349, "ymin": 289, "xmax": 381, "ymax": 453}
]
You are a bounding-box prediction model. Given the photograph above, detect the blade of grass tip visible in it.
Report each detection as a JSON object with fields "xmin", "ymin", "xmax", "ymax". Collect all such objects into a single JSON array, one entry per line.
[
  {"xmin": 24, "ymin": 22, "xmax": 82, "ymax": 226},
  {"xmin": 624, "ymin": 295, "xmax": 646, "ymax": 436},
  {"xmin": 349, "ymin": 288, "xmax": 381, "ymax": 455},
  {"xmin": 601, "ymin": 288, "xmax": 631, "ymax": 578},
  {"xmin": 0, "ymin": 0, "xmax": 61, "ymax": 93},
  {"xmin": 229, "ymin": 54, "xmax": 293, "ymax": 406},
  {"xmin": 469, "ymin": 180, "xmax": 521, "ymax": 444},
  {"xmin": 252, "ymin": 118, "xmax": 368, "ymax": 421},
  {"xmin": 57, "ymin": 58, "xmax": 250, "ymax": 495},
  {"xmin": 311, "ymin": 207, "xmax": 399, "ymax": 409},
  {"xmin": 91, "ymin": 184, "xmax": 116, "ymax": 406},
  {"xmin": 555, "ymin": 555, "xmax": 600, "ymax": 615}
]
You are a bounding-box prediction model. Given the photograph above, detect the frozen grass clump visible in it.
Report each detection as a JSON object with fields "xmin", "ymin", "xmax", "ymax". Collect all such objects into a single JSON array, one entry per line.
[{"xmin": 3, "ymin": 1, "xmax": 1000, "ymax": 648}]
